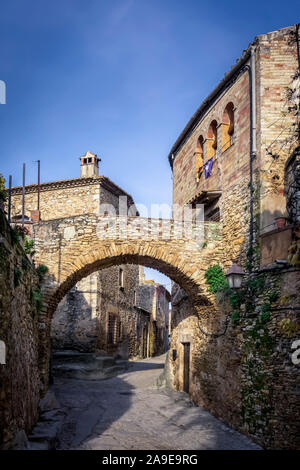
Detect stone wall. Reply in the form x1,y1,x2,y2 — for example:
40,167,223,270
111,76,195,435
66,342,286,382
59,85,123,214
0,210,40,449
51,272,99,352
170,268,300,449
94,263,142,358
170,284,243,429
238,268,300,449
256,27,299,233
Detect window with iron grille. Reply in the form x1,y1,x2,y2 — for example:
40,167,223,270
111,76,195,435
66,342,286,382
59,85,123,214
107,314,116,345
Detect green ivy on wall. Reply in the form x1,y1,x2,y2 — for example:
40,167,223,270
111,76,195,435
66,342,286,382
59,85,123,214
204,264,228,293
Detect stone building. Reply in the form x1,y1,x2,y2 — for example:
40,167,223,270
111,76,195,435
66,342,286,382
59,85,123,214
8,153,169,359
135,267,170,357
168,25,300,449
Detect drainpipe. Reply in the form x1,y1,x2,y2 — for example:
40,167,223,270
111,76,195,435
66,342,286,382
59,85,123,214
8,175,12,224
22,163,25,229
245,46,257,270
250,46,257,156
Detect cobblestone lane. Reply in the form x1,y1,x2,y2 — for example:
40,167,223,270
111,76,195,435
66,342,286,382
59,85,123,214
52,354,260,450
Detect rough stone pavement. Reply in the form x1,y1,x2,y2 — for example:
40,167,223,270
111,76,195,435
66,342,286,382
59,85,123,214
52,354,261,450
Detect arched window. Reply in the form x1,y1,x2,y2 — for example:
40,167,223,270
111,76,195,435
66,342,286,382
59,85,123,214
207,120,218,160
221,103,234,152
195,135,204,182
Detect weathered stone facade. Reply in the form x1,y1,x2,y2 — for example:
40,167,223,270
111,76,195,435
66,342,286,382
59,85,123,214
168,25,300,449
136,269,170,356
0,210,40,449
51,272,100,352
51,265,141,356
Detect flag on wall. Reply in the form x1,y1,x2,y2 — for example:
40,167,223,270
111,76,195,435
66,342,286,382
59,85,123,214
195,166,203,183
204,157,213,179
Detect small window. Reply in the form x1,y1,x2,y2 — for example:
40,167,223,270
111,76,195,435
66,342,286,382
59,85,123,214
119,268,124,288
134,290,137,305
222,103,234,152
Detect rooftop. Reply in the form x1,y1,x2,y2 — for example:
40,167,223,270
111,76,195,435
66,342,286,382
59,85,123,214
8,175,135,205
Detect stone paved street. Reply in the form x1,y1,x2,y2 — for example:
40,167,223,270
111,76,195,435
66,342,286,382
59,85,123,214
52,354,260,450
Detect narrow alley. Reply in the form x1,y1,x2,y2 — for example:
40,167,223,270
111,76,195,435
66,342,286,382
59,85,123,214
39,355,260,450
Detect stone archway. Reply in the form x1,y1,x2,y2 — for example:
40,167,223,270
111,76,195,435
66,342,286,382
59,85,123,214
32,214,223,392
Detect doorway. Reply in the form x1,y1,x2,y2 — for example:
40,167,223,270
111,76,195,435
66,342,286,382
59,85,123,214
183,342,190,393
142,325,148,358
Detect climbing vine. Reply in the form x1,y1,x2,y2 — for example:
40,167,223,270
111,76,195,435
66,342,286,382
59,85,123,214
31,264,49,315
204,264,279,436
0,173,7,203
204,264,228,293
24,236,35,257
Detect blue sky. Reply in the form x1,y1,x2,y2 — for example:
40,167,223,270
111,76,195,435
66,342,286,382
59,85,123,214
0,0,298,288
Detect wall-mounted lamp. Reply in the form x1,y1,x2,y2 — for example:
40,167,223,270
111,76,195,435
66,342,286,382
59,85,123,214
226,263,245,289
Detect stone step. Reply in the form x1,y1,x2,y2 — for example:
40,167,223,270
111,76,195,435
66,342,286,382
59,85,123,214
52,350,96,365
52,351,118,368
28,419,62,450
115,359,130,368
27,389,65,451
94,356,116,368
102,365,125,378
51,349,129,380
52,363,126,380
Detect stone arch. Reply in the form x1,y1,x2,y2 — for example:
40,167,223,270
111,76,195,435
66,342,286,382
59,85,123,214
206,119,218,160
194,113,218,143
194,135,204,181
32,214,222,392
44,247,212,320
221,102,235,152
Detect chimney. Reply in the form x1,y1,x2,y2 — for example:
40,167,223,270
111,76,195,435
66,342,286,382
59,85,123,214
80,151,101,178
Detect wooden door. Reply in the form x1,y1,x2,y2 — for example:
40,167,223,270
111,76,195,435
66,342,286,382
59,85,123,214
142,326,148,357
183,342,190,393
